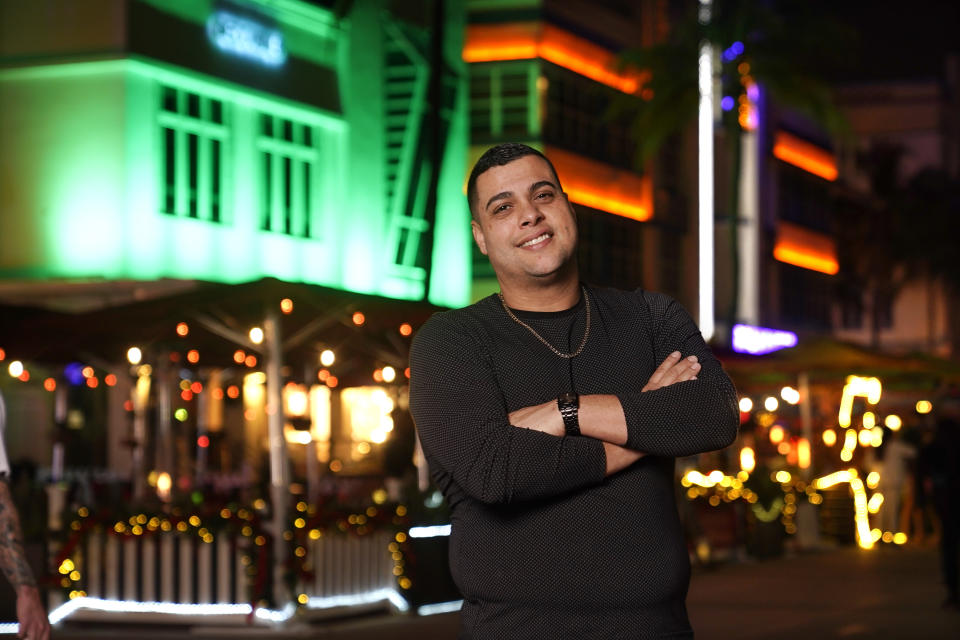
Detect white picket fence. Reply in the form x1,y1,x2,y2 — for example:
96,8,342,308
72,532,247,604
53,528,398,625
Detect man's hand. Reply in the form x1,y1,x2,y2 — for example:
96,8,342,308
16,585,50,640
642,351,699,392
508,401,564,436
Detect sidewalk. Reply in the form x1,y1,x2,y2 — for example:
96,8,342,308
688,543,960,640
12,543,960,638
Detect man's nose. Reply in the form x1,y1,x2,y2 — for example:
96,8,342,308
518,202,544,227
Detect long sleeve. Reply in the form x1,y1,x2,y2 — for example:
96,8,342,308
409,312,607,505
618,291,740,457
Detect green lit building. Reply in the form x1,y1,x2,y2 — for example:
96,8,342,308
0,0,471,308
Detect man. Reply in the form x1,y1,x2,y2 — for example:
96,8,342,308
409,143,739,638
0,390,51,640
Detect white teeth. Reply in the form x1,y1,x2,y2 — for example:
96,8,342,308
521,233,550,247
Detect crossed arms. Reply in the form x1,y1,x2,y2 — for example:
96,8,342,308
408,293,739,505
507,351,702,475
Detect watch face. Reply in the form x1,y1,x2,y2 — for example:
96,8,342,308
559,392,578,406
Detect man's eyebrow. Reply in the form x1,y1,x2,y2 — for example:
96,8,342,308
529,180,558,194
484,191,513,212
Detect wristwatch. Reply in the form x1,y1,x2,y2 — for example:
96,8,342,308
557,392,580,437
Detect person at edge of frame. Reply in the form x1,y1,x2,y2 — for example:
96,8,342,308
0,389,51,640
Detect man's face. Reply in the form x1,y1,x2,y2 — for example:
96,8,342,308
471,155,578,287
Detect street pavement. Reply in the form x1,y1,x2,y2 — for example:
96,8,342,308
8,543,959,638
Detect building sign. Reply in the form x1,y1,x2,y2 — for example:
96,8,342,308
732,323,798,355
206,10,286,67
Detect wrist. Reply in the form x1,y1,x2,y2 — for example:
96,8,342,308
557,392,580,437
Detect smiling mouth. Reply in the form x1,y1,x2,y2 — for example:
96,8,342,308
520,233,552,247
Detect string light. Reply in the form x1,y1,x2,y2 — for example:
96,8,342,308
780,386,800,405
769,425,785,444
176,323,189,337
839,376,882,427
127,347,142,365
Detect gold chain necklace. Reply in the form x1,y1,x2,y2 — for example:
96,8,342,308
498,286,591,359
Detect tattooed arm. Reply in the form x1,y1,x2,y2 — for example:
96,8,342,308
0,477,50,640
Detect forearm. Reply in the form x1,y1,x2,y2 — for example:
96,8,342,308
579,394,628,446
0,480,37,589
602,442,645,475
619,370,739,456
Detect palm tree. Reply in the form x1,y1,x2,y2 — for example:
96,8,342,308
617,0,852,335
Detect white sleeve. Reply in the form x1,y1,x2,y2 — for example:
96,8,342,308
0,392,10,477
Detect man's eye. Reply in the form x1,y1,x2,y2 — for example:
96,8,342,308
495,204,510,213
535,191,553,199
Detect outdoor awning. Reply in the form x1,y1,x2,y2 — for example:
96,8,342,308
0,278,443,387
717,337,960,391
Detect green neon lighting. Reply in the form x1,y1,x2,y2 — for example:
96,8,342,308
1,55,470,306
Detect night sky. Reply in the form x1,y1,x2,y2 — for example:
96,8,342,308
819,0,960,83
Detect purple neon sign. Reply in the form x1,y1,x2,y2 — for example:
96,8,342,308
732,324,798,355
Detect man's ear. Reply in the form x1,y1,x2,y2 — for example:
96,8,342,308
471,220,488,255
563,192,577,222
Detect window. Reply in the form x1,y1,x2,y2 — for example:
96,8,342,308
576,204,644,290
778,165,832,233
159,86,227,222
779,263,832,330
543,66,635,170
470,61,539,142
257,114,319,238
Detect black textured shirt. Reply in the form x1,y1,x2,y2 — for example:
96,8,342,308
409,285,739,639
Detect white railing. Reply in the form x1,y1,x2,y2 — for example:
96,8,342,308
69,531,247,606
49,528,400,625
305,531,399,613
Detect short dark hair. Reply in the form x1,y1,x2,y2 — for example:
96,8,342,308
466,143,563,219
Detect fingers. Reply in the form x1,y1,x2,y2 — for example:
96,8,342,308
645,351,682,389
662,355,700,386
643,353,700,391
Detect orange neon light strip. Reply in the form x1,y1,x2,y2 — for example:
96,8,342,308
773,221,838,275
773,131,838,181
463,23,649,95
546,146,652,222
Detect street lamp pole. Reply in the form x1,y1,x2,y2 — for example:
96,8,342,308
264,308,290,608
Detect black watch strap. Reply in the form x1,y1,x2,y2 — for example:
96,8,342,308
557,392,580,437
